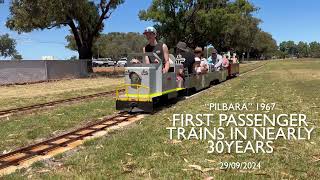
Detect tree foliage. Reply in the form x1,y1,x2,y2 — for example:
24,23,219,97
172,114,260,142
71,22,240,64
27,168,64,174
251,31,277,59
296,41,309,58
6,0,124,71
0,33,21,59
12,54,23,60
139,0,274,59
279,41,297,58
308,41,320,58
278,41,320,58
67,32,147,59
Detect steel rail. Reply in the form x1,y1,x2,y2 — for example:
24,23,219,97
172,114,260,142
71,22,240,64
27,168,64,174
0,112,134,170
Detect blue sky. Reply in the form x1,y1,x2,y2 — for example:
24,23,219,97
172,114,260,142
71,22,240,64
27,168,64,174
0,0,319,59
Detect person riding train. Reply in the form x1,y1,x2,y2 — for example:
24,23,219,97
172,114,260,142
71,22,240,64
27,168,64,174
175,41,195,74
131,26,170,74
174,41,195,87
208,48,223,70
222,54,230,68
194,47,208,74
143,26,170,74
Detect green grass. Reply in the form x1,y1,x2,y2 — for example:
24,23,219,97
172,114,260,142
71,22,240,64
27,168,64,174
4,59,320,179
0,97,116,152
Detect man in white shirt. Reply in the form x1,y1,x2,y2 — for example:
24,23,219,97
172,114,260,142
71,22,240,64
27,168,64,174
207,49,223,70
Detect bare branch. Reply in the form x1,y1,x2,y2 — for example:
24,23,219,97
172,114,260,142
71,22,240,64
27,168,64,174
99,0,107,14
104,10,114,19
182,3,198,35
92,0,115,37
47,19,72,29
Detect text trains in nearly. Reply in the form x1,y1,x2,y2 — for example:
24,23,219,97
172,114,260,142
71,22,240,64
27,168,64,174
171,114,310,127
166,127,314,140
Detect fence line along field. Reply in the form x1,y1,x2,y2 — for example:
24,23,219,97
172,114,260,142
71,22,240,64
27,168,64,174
0,77,124,111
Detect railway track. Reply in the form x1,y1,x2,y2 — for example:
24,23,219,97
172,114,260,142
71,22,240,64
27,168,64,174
0,112,137,172
239,62,267,76
0,89,124,118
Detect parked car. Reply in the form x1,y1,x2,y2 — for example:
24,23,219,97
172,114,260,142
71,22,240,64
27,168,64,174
106,58,116,66
117,57,128,67
92,60,107,67
92,58,116,67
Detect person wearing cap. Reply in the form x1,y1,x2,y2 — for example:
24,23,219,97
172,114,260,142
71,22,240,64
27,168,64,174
175,41,195,74
142,26,170,74
208,49,223,70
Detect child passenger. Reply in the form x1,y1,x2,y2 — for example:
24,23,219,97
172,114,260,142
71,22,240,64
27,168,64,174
194,47,208,74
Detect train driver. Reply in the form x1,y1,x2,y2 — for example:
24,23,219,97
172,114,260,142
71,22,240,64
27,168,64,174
142,26,170,74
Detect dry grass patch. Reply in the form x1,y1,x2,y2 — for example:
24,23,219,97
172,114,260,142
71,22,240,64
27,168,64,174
93,67,125,73
268,69,320,81
0,77,123,99
0,77,124,110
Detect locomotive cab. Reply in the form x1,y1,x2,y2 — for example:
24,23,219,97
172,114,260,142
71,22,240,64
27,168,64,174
116,53,184,112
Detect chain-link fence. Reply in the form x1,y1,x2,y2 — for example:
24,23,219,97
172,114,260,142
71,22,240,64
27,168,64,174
0,60,88,85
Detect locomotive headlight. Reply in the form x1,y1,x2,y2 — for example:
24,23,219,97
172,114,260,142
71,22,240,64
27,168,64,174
129,72,142,87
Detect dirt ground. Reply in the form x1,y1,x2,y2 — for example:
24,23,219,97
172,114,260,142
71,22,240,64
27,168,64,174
93,67,125,73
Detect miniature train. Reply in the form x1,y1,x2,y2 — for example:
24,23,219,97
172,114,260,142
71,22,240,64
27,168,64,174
116,53,239,112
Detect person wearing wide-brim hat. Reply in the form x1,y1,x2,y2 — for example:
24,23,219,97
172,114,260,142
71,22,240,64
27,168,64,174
175,41,195,74
142,26,170,74
176,41,190,52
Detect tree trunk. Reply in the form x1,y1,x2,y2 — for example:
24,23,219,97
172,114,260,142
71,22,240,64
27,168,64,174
79,46,93,73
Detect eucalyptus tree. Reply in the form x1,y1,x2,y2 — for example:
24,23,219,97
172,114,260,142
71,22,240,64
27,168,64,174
6,0,124,71
139,0,262,57
0,33,21,59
